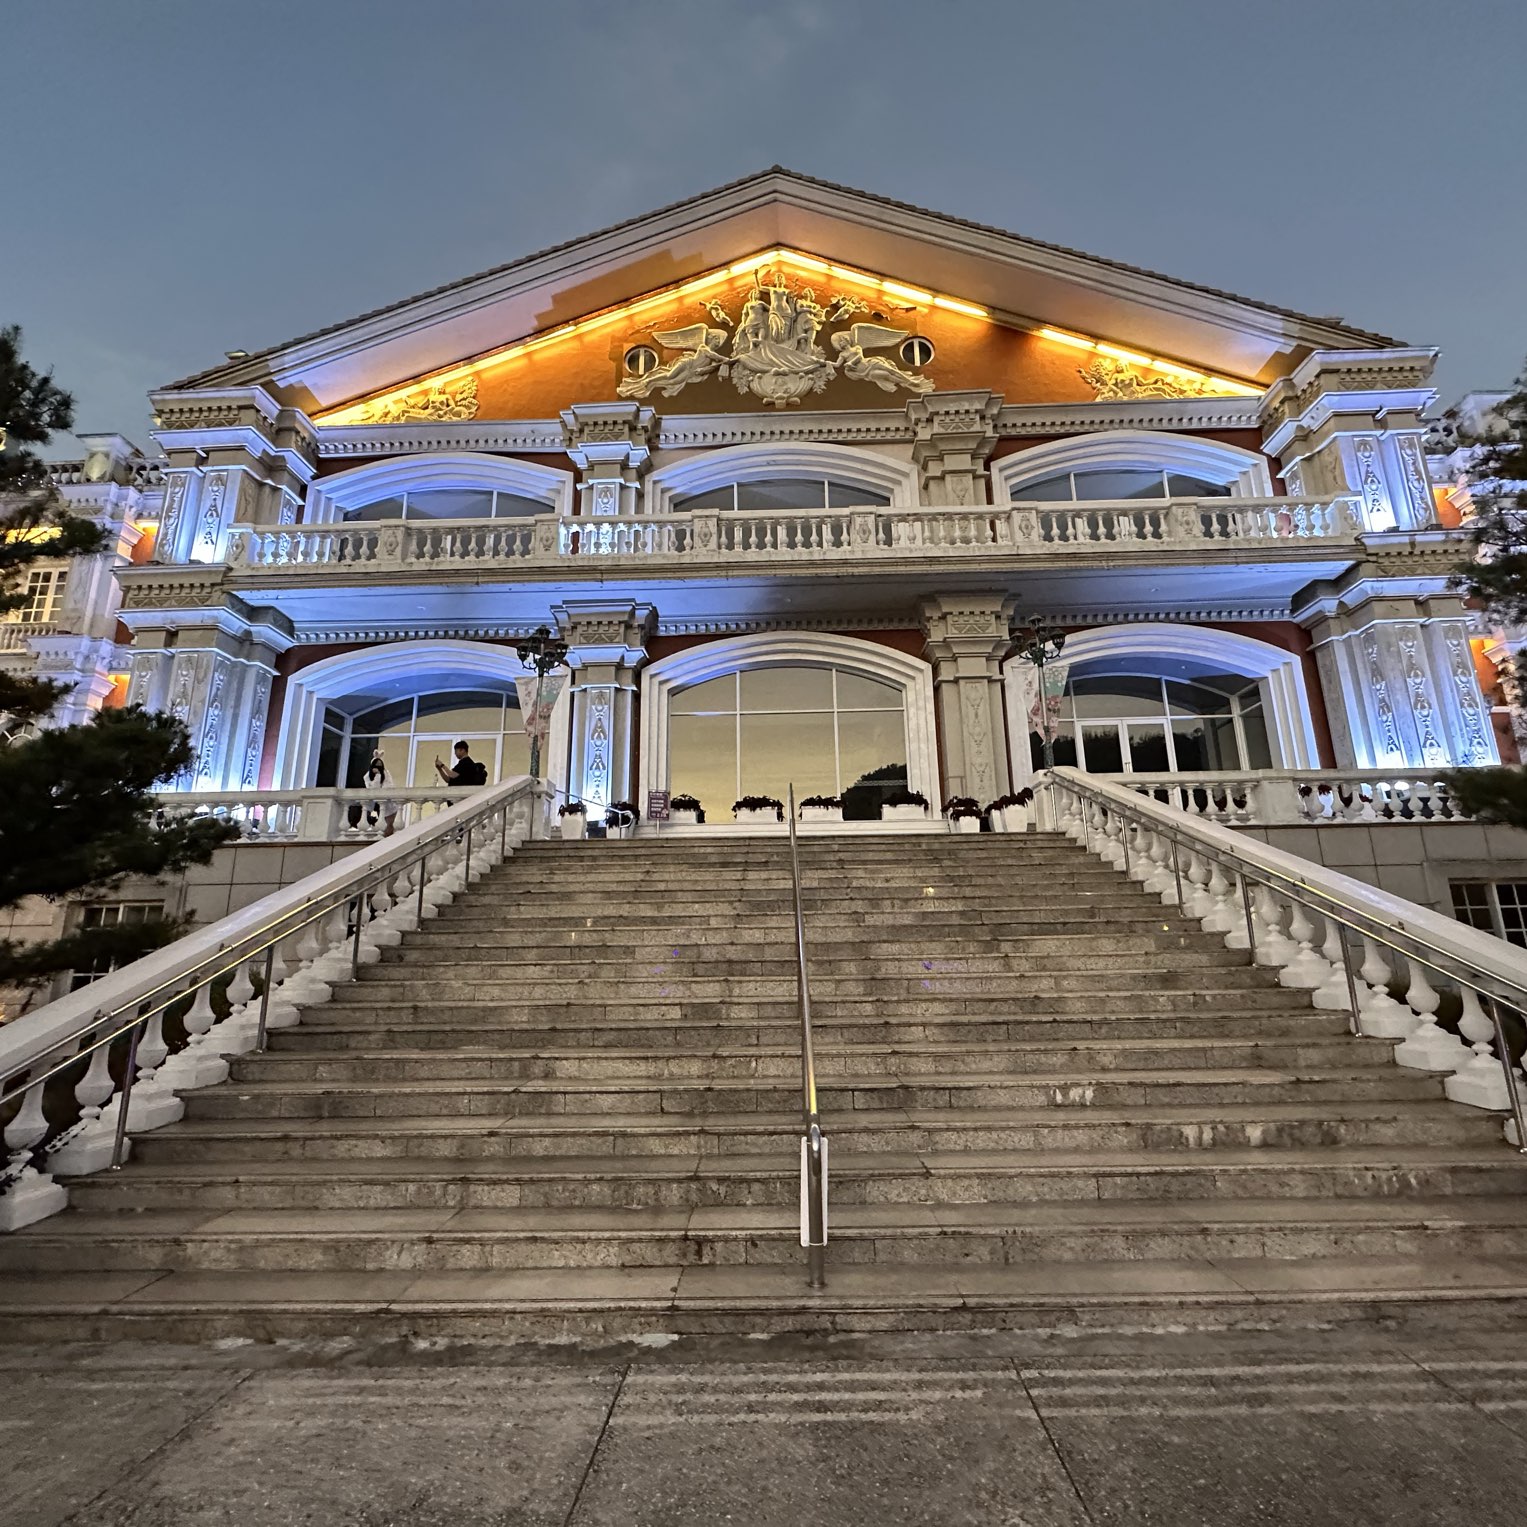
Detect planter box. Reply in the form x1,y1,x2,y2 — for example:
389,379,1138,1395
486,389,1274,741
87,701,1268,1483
669,809,700,826
949,815,982,834
992,806,1031,834
558,814,586,841
734,807,782,826
799,806,844,824
606,823,634,840
882,804,929,823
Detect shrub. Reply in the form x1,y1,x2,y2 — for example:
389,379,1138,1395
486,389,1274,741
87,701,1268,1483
883,789,928,809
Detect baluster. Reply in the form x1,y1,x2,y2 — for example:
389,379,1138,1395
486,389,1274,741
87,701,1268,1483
1444,988,1520,1109
159,978,230,1090
1393,958,1472,1072
123,1009,186,1130
1249,887,1298,968
1200,859,1237,934
1141,830,1176,899
47,1037,122,1175
0,1075,68,1230
1276,899,1330,988
369,877,404,948
261,944,302,1030
1311,917,1357,1012
1181,851,1215,920
1354,938,1417,1037
1098,809,1127,868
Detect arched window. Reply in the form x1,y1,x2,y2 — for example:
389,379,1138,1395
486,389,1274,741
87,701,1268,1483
993,430,1273,503
304,453,574,525
646,443,918,514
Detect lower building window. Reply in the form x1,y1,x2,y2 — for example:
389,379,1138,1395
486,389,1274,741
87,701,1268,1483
1450,880,1527,947
316,688,530,788
1030,672,1273,775
70,901,166,989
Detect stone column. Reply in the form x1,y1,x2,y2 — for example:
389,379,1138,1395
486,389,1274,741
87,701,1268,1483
150,389,316,564
906,390,1003,506
1305,595,1498,768
1260,350,1439,530
553,600,656,813
920,593,1017,804
560,402,656,518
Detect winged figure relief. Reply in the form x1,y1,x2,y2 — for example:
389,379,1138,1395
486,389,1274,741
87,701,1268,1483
830,324,936,395
617,325,730,399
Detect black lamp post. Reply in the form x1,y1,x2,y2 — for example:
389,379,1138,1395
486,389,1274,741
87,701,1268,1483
1014,618,1067,769
514,625,569,780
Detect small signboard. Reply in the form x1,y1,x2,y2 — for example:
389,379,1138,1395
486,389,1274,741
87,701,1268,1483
647,790,671,822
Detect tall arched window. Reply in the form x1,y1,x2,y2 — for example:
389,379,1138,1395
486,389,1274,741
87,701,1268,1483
304,453,574,525
993,430,1273,503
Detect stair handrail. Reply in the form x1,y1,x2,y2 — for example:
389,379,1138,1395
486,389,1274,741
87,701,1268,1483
786,783,828,1288
0,776,537,1184
1042,767,1527,1150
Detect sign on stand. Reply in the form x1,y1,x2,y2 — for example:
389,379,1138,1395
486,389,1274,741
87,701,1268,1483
647,790,671,824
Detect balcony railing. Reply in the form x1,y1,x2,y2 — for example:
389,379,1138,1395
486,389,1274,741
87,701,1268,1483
150,786,470,842
0,622,57,654
1120,769,1477,828
227,496,1362,575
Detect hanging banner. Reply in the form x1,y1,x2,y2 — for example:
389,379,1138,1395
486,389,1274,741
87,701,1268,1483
1015,660,1069,743
514,673,568,740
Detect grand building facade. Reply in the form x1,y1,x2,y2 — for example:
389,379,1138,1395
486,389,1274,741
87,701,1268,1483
6,170,1515,844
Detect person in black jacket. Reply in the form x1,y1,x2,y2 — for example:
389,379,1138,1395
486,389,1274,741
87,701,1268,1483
434,740,487,787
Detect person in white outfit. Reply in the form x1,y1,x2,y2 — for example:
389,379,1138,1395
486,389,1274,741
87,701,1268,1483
360,748,399,836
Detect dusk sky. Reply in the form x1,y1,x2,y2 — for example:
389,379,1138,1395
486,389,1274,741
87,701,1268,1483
6,0,1525,454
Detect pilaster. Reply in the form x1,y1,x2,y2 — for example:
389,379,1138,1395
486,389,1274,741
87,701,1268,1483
906,390,1003,506
1303,594,1497,768
919,593,1017,804
150,388,316,564
560,402,656,517
553,600,656,811
1260,350,1439,530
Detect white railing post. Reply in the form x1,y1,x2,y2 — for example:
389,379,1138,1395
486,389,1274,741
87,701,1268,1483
0,1074,67,1231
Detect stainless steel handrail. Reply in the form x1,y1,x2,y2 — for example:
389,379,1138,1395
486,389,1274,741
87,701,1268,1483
1046,769,1527,1152
0,778,533,1162
786,783,828,1288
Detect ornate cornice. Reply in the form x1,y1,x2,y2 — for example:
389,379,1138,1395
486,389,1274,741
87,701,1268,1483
314,420,567,458
996,397,1263,437
654,408,913,448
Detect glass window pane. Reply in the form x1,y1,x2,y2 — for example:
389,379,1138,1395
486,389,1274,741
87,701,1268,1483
1080,725,1125,773
740,666,833,712
838,709,907,791
492,493,547,519
740,712,836,800
834,670,902,710
1238,706,1273,769
826,481,890,508
416,691,505,735
348,496,406,522
498,729,531,780
669,712,737,808
406,490,495,520
1167,473,1230,498
734,478,827,511
1170,723,1209,772
1010,473,1073,503
1127,723,1171,773
673,486,737,512
1070,676,1163,718
1165,680,1234,716
1072,469,1166,500
1029,731,1080,769
1451,882,1495,934
671,674,737,714
350,698,415,736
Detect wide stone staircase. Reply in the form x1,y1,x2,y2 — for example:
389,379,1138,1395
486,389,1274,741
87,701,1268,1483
5,832,1527,1339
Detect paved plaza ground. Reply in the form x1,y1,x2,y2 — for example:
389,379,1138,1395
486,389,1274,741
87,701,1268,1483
4,1324,1526,1526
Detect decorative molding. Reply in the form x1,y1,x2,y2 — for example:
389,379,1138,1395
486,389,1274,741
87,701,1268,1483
304,450,574,522
991,428,1274,500
315,420,567,457
657,409,913,448
996,397,1263,437
646,439,919,512
1077,355,1224,401
653,612,913,637
352,375,479,426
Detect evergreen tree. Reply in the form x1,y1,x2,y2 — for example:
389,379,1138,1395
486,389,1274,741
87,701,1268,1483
0,328,236,1002
1445,361,1527,827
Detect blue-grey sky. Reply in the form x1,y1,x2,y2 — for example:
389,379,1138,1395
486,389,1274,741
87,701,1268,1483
5,0,1524,454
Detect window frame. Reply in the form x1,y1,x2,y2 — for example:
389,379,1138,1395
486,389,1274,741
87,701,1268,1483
69,900,167,989
1450,880,1527,948
671,477,893,513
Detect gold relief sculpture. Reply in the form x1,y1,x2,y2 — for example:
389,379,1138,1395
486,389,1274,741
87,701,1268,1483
353,375,479,426
1077,355,1219,401
618,268,934,408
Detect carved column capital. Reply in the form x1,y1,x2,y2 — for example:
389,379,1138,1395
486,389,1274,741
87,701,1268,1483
560,403,658,517
906,390,1003,506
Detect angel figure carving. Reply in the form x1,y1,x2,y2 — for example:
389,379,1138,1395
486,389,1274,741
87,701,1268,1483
831,324,936,395
617,326,730,399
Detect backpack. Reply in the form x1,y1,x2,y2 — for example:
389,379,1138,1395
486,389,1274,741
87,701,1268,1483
463,759,488,786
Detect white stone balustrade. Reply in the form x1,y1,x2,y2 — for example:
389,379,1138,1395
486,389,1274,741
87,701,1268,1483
0,777,536,1232
226,495,1361,575
1047,768,1527,1142
1122,769,1475,828
150,785,470,842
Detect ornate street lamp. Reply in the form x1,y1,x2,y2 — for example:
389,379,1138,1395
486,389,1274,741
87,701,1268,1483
1013,618,1067,769
514,624,569,780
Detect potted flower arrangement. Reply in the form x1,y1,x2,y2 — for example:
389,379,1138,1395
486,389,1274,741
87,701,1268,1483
557,801,587,840
733,794,784,826
669,793,704,826
986,788,1035,833
605,801,639,840
798,794,843,824
881,788,929,824
945,795,983,834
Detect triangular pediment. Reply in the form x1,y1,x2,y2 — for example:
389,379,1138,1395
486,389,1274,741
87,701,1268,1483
174,168,1403,417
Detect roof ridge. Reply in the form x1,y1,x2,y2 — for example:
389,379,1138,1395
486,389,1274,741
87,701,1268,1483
168,167,1399,391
